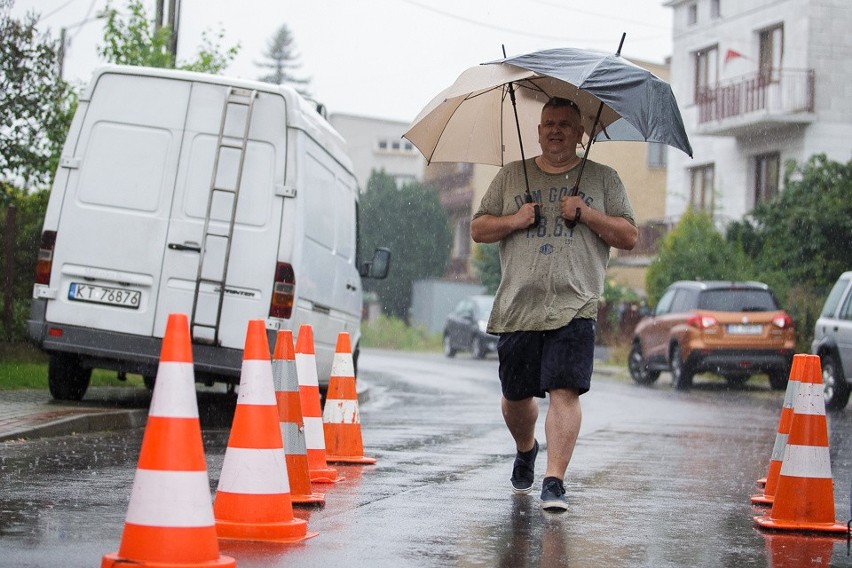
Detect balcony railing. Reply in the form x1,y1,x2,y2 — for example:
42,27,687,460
697,69,815,125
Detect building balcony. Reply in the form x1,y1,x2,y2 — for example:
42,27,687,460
696,69,815,137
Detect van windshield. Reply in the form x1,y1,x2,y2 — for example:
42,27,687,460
698,290,778,312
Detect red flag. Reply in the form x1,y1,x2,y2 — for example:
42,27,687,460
725,49,746,64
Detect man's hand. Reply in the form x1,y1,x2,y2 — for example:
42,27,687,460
559,195,586,224
514,201,540,230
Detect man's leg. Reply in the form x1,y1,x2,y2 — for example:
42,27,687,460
502,395,538,452
543,387,581,479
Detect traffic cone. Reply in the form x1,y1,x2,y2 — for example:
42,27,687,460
103,313,235,568
752,354,805,506
295,325,343,483
323,332,376,464
754,355,848,534
213,320,317,542
272,329,325,506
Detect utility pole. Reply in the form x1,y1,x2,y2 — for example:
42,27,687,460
155,0,165,31
166,0,180,60
3,205,15,340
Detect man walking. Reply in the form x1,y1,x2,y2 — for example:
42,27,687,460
470,97,637,511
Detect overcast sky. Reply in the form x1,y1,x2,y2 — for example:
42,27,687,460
14,0,674,123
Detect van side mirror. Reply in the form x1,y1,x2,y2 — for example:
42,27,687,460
359,247,391,279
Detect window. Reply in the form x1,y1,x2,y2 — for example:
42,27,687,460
647,143,667,169
689,164,715,214
694,46,719,103
754,152,780,204
759,24,784,83
687,3,698,25
655,289,677,315
710,0,720,18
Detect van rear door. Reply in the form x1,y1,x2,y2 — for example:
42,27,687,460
45,73,190,337
153,82,287,349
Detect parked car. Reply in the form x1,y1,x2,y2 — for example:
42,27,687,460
628,281,795,390
811,271,852,410
443,295,497,359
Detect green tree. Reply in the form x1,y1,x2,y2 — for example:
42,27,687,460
726,154,852,350
0,0,76,190
98,0,239,74
472,242,500,294
359,171,452,320
645,208,753,305
256,23,310,97
728,154,852,299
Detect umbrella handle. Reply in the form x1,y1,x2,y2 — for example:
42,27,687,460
524,192,541,228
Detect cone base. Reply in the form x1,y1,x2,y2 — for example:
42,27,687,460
750,493,773,506
103,552,236,568
326,454,376,465
291,492,326,506
216,518,317,543
309,467,344,483
754,515,849,534
755,477,766,487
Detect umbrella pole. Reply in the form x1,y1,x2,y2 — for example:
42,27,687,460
503,45,540,228
566,33,627,227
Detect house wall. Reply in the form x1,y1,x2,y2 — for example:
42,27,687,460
665,0,852,225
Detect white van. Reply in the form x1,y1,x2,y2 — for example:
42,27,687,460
27,65,389,400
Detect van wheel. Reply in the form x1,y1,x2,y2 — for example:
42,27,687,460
628,341,660,385
670,345,693,390
48,354,92,401
443,335,457,358
821,352,851,410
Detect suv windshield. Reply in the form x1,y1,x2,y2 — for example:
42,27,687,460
698,289,778,312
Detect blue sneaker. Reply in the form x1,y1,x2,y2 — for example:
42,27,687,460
540,477,568,512
510,439,538,494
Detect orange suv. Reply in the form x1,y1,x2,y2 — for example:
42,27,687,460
628,281,795,390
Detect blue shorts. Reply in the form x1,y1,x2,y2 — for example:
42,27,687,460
497,319,596,401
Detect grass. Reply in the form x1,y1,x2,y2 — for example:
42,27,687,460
360,316,442,352
0,342,146,390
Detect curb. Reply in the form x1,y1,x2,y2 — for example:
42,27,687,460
0,408,149,443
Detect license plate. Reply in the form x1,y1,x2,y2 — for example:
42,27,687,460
68,282,141,309
726,324,762,335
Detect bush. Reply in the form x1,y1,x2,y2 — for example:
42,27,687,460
360,315,441,351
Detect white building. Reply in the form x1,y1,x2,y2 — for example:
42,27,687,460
664,0,852,225
328,113,424,192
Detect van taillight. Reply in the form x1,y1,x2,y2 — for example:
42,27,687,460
269,262,295,319
687,313,717,329
34,230,56,285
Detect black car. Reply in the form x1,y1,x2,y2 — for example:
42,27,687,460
443,295,497,359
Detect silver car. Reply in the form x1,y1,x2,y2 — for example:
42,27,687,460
812,271,852,410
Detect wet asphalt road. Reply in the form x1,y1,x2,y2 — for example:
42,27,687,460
1,349,851,567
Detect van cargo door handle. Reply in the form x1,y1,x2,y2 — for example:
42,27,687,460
168,243,201,252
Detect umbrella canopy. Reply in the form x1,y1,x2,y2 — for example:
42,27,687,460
403,46,693,167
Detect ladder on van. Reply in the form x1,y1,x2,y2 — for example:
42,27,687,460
190,87,259,346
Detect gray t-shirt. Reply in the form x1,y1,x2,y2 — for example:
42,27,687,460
474,158,635,333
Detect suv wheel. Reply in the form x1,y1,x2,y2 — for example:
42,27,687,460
471,336,487,359
628,342,660,385
670,345,693,390
724,373,750,388
767,370,789,391
821,352,851,411
48,354,92,401
443,334,457,358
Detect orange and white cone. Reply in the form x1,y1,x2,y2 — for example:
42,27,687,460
752,354,804,506
295,325,343,483
272,329,325,506
103,313,235,568
213,320,316,542
323,332,376,465
754,355,848,534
